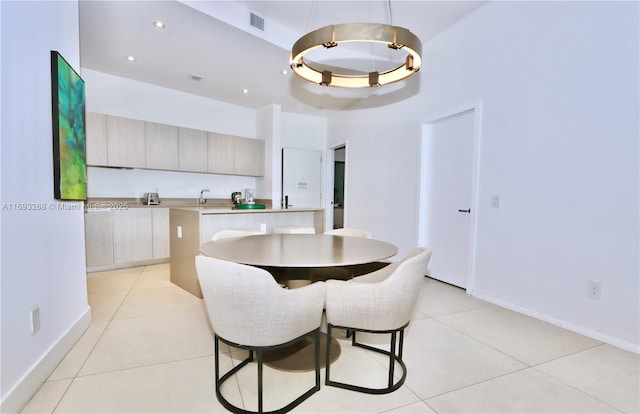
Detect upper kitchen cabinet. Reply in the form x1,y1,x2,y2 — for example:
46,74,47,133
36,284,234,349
85,112,263,176
208,133,264,176
234,136,264,176
178,127,208,173
146,121,179,170
86,112,108,166
207,132,235,175
106,115,146,168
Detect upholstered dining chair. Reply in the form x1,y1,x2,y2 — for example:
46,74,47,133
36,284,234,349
272,226,316,234
195,256,326,413
324,227,373,239
316,227,379,280
323,247,432,394
211,229,265,241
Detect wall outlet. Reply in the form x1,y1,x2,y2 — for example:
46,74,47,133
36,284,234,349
177,226,182,239
587,281,602,300
31,307,40,335
491,195,501,208
260,223,267,233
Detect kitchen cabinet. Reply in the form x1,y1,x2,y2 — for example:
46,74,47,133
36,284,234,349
85,207,170,271
85,112,108,166
152,208,170,258
84,210,114,267
106,115,146,168
207,132,235,174
178,127,208,172
146,122,179,170
112,209,153,263
234,136,265,176
208,133,264,176
86,112,264,176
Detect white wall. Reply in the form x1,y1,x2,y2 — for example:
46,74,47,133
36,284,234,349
1,2,91,411
329,1,639,350
282,112,327,150
81,69,261,200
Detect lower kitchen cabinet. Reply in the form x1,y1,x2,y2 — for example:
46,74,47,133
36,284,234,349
85,208,169,271
151,208,170,259
113,209,153,263
84,210,114,268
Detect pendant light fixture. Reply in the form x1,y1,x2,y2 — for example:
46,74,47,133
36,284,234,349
289,2,421,88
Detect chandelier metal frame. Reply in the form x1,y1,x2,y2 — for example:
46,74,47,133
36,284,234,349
289,22,422,88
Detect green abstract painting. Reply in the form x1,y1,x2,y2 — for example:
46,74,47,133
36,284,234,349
51,51,87,200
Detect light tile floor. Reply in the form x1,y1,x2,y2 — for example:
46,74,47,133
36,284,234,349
21,264,640,413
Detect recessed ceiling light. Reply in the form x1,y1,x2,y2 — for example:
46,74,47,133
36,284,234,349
126,55,136,62
281,69,289,76
153,20,166,29
242,89,249,95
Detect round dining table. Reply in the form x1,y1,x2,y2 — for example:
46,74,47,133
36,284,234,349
199,233,398,371
199,233,398,268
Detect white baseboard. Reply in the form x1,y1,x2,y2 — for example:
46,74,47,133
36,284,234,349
470,290,640,355
0,307,92,414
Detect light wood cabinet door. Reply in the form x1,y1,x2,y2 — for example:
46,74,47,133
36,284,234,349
84,210,114,267
234,136,265,176
207,132,234,174
86,112,108,166
145,122,179,170
178,127,208,172
106,115,146,168
152,208,170,259
112,209,153,263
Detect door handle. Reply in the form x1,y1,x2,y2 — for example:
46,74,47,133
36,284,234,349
458,209,471,213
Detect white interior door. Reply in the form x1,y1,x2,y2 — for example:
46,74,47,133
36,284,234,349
420,110,476,288
282,148,322,208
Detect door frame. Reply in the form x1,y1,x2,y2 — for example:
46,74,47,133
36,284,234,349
325,142,348,232
417,101,483,293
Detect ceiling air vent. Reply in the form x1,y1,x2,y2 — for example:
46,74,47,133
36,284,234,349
250,12,264,31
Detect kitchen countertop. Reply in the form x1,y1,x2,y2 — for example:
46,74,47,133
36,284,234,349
85,198,323,213
173,206,324,214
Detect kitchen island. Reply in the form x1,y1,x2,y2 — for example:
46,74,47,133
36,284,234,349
169,206,324,297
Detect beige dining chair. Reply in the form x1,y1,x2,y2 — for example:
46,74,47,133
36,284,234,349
211,229,265,241
271,226,316,288
315,227,376,281
195,255,326,414
324,247,432,394
272,226,316,234
324,227,373,239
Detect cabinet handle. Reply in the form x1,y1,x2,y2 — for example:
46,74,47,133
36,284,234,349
458,209,471,213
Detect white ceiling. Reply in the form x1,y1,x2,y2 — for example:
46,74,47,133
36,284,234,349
79,1,486,115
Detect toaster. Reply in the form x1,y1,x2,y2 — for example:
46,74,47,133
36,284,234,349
143,192,160,205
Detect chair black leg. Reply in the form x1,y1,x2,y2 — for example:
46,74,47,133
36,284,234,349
325,324,332,385
315,328,321,389
388,331,396,388
325,325,408,395
257,351,264,414
215,331,321,414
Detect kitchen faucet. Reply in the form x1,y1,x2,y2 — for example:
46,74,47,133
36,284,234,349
198,189,210,204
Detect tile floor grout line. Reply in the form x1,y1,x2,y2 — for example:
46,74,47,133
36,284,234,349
68,266,149,381
44,267,148,414
71,353,216,380
427,316,534,367
420,364,533,402
531,365,626,413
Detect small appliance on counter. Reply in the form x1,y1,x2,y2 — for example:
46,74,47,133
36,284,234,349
231,188,265,210
142,192,160,205
231,191,243,205
244,188,256,204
